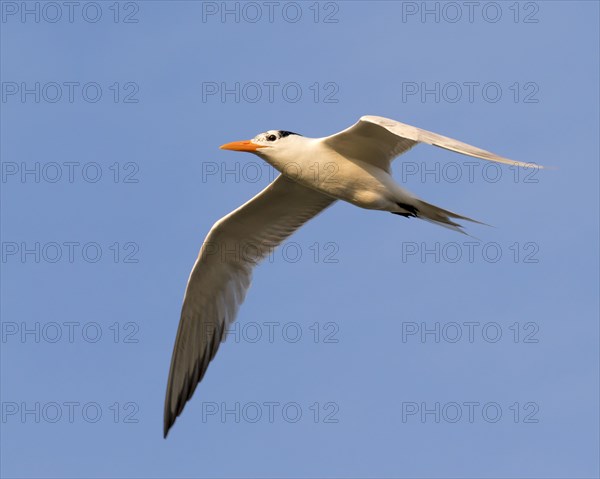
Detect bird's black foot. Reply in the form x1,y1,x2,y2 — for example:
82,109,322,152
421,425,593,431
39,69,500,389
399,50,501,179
392,202,419,218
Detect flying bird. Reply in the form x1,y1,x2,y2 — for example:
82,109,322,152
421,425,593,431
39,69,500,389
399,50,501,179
163,115,540,437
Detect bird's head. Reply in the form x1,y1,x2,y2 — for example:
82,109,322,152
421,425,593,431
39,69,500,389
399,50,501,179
220,130,304,159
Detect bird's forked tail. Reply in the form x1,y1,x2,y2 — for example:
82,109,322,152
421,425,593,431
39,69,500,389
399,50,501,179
393,199,488,235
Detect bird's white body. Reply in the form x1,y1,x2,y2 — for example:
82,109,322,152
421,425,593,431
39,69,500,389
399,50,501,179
162,115,541,437
257,135,410,211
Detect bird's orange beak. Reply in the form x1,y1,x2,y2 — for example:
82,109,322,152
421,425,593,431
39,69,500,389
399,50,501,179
219,140,266,152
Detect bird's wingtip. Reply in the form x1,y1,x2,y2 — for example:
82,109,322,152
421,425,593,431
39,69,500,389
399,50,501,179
163,405,177,439
163,417,173,439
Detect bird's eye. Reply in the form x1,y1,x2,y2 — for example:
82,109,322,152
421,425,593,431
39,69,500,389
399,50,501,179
267,134,277,142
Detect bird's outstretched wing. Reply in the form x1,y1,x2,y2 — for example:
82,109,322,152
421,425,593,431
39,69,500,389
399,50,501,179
164,175,335,437
322,115,541,172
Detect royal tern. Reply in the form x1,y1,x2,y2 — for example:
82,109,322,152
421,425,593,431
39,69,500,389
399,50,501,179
163,115,540,437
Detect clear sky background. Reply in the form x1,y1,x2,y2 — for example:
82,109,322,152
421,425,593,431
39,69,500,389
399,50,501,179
1,1,598,478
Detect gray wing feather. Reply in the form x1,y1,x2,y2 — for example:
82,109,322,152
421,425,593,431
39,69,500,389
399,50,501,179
164,175,335,437
323,115,541,170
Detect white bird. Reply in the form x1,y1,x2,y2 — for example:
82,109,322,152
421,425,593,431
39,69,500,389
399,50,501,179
163,115,540,437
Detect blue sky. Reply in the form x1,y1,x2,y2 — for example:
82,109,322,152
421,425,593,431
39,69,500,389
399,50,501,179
1,1,598,477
